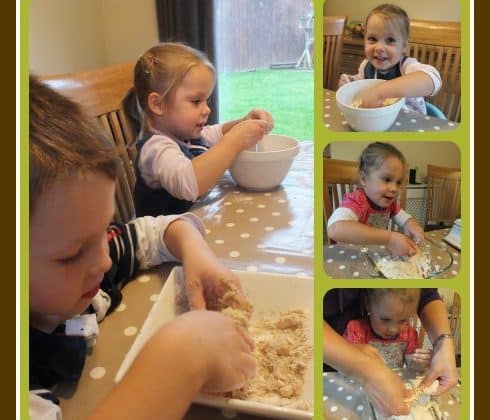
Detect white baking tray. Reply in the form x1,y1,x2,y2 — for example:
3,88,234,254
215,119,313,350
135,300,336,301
115,267,313,419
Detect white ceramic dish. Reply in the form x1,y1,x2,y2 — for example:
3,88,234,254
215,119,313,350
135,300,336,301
115,267,314,420
336,79,405,131
229,134,300,191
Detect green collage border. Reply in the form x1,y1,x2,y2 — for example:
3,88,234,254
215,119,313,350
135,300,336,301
313,0,470,419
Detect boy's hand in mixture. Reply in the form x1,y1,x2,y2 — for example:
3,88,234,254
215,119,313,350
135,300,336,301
388,231,417,256
184,252,251,314
140,310,256,393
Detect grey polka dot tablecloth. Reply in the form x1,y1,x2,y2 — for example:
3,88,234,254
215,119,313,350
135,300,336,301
191,141,314,277
58,143,314,420
324,229,461,279
323,369,461,419
323,90,459,132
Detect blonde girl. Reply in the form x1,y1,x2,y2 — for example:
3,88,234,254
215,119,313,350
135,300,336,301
126,42,273,216
343,288,432,369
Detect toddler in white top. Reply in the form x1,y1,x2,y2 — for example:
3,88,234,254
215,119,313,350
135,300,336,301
339,4,442,114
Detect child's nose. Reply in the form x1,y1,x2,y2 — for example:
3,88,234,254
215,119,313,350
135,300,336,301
90,240,112,276
202,102,211,115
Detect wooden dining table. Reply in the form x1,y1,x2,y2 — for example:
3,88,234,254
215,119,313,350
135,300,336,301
323,369,461,419
324,228,461,279
323,89,459,132
58,142,314,420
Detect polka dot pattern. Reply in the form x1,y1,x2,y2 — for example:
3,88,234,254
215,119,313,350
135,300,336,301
325,230,460,279
89,367,106,380
124,326,138,337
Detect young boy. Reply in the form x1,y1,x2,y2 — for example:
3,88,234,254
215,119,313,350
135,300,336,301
29,76,256,419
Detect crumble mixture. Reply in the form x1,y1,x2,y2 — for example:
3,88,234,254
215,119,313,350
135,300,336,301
374,251,432,279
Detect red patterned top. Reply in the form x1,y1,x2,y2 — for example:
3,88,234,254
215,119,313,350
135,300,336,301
343,318,418,369
341,189,401,229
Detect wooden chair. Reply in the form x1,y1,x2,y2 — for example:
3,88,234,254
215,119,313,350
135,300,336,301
416,291,461,355
424,164,461,229
41,63,137,223
323,158,358,226
323,16,347,91
408,20,461,122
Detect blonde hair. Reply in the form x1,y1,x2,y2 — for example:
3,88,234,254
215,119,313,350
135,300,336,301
364,288,420,314
358,141,406,177
365,4,410,45
134,42,215,114
29,75,118,215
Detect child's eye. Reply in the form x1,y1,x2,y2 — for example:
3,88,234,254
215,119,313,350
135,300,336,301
387,37,397,43
367,36,377,42
58,249,83,264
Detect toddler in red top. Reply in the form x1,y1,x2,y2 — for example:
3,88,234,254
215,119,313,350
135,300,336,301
343,288,432,369
327,142,425,257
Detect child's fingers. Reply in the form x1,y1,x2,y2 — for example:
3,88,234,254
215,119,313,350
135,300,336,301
185,276,206,310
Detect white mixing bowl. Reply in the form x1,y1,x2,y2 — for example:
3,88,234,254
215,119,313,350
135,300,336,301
229,134,300,191
336,79,405,131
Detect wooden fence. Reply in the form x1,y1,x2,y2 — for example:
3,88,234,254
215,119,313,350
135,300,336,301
214,0,312,72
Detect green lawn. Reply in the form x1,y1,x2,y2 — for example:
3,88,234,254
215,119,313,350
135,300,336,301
217,69,313,141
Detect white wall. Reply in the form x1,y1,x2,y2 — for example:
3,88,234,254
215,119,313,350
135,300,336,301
100,0,159,66
329,142,460,182
29,0,159,75
324,0,460,23
29,0,105,74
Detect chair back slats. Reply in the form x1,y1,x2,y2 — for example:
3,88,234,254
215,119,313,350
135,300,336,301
41,63,137,223
323,158,359,240
323,16,347,91
424,164,461,227
407,20,461,122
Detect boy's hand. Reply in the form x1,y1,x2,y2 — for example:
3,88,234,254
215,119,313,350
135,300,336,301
388,232,417,256
244,109,274,133
405,348,433,370
164,310,256,392
227,119,269,150
184,255,251,314
404,219,425,245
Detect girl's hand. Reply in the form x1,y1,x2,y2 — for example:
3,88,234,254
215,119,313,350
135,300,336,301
244,109,274,133
360,87,386,108
388,231,418,256
227,119,269,150
404,218,425,245
405,348,433,370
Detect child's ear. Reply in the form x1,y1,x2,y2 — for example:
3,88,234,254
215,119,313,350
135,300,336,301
359,170,367,186
148,92,165,116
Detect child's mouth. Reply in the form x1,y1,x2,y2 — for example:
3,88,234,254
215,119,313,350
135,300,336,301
82,284,100,299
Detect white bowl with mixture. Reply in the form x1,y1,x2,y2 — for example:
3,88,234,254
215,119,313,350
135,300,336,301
229,134,300,191
336,79,405,131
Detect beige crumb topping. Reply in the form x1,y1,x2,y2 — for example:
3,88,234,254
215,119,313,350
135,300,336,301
231,308,312,411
